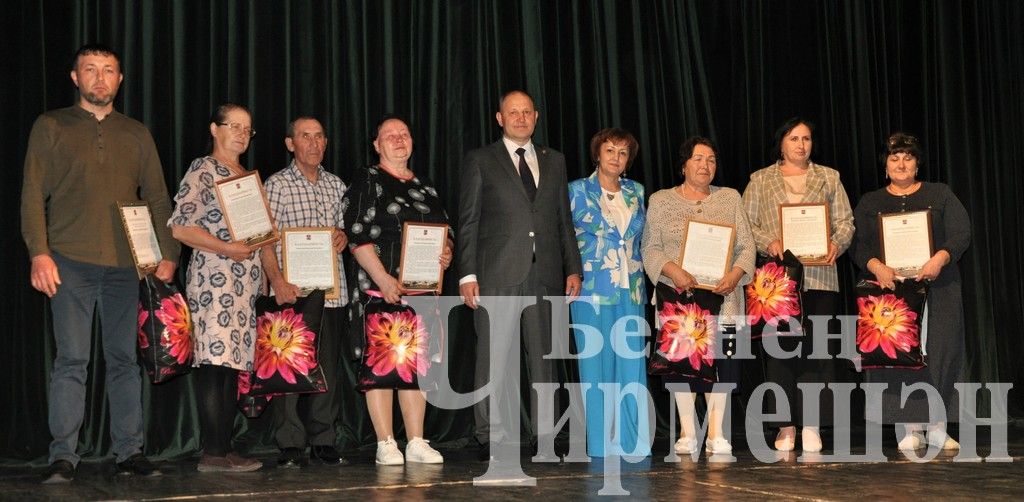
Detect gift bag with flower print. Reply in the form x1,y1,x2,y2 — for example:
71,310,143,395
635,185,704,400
244,290,328,396
648,283,724,382
745,250,804,339
138,275,193,383
855,279,928,369
355,298,434,391
236,371,274,418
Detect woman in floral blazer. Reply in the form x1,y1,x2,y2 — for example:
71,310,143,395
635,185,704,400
568,128,649,457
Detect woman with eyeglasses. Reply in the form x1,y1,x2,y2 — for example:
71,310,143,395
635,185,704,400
169,103,264,472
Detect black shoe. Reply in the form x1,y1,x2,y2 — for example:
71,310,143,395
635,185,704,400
117,454,161,476
476,443,493,462
277,447,304,469
310,445,348,466
42,460,75,484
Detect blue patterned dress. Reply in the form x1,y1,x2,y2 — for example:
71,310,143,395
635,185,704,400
169,156,263,370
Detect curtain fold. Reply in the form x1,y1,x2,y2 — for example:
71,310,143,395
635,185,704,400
3,0,1022,464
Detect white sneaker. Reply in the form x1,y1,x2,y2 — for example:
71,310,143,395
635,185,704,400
705,437,733,454
376,437,404,465
801,426,823,453
775,427,796,452
898,431,925,451
674,437,697,454
405,437,443,464
926,430,961,450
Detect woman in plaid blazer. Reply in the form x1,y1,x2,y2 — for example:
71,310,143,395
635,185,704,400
741,117,855,453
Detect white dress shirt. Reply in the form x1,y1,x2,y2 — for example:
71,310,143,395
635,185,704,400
501,136,540,187
460,137,541,286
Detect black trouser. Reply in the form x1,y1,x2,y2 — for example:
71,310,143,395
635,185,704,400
761,290,840,427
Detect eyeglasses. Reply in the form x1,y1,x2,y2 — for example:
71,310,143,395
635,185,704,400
217,122,256,137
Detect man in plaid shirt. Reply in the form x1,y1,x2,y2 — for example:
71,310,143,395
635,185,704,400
260,116,349,468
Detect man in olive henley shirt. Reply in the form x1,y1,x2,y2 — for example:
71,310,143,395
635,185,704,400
20,44,179,483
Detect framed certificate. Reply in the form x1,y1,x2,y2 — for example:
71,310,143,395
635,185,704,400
779,202,831,265
679,219,736,290
281,227,340,301
398,222,448,293
879,210,933,277
117,201,163,279
214,171,279,248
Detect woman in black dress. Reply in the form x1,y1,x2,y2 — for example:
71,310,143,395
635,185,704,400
852,132,971,451
344,116,453,465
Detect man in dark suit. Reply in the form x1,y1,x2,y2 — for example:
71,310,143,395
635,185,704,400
458,90,582,460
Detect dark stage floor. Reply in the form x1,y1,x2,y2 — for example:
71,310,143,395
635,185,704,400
3,426,1023,501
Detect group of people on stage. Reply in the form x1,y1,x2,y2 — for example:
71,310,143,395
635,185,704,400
24,44,971,483
572,118,969,457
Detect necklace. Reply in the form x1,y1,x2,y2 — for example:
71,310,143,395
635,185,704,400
601,183,621,201
887,181,921,196
679,183,709,200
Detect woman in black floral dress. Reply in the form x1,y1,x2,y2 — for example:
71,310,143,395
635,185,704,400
344,116,453,465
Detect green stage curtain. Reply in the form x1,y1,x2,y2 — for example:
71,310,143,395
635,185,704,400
2,0,1022,464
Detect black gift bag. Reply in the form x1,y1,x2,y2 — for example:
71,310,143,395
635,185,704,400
648,283,724,382
855,279,928,369
745,250,804,339
236,372,274,418
244,290,328,396
138,274,193,383
356,298,435,391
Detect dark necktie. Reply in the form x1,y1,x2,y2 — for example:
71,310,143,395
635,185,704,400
516,147,537,201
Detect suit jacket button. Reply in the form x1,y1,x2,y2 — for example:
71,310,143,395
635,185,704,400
619,239,625,245
529,231,535,237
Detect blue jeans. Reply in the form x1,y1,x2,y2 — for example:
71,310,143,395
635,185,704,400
48,253,142,465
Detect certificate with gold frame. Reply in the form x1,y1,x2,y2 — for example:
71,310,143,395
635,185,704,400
779,202,831,265
213,171,279,248
281,227,340,301
398,222,448,294
117,201,163,279
879,209,933,277
678,219,736,290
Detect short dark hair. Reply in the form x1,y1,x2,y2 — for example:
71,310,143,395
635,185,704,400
882,132,925,167
71,43,121,72
498,89,534,111
589,128,639,170
772,117,815,160
678,135,717,166
286,116,324,138
373,113,410,140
